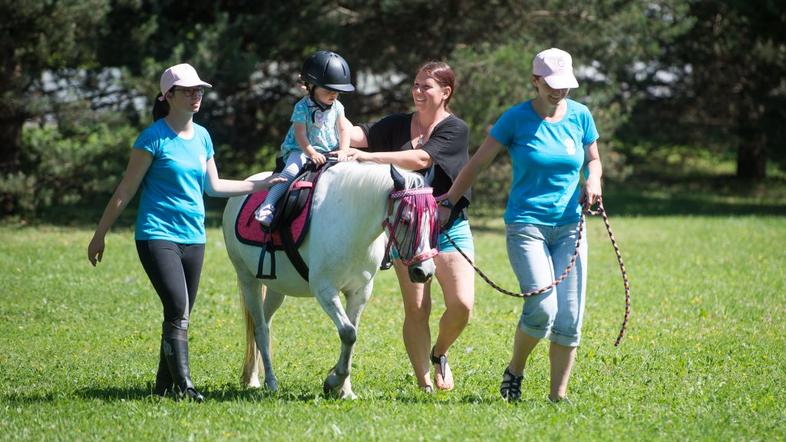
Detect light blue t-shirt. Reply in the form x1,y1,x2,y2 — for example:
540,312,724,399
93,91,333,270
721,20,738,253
490,99,599,226
281,96,344,156
133,119,215,243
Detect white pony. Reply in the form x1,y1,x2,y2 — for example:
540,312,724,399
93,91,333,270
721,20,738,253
222,161,438,399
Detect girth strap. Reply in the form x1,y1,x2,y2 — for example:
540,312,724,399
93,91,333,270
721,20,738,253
280,222,309,281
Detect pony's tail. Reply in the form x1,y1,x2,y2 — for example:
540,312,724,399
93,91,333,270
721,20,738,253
241,283,263,387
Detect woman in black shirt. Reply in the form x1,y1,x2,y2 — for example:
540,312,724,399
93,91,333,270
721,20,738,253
346,62,474,393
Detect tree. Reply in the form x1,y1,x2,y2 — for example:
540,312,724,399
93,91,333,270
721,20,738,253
14,0,774,217
0,0,111,173
644,0,786,179
449,0,692,186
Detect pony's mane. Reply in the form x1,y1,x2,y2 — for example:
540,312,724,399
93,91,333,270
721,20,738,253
328,161,425,192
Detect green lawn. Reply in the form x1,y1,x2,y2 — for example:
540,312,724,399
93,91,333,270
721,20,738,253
1,210,785,440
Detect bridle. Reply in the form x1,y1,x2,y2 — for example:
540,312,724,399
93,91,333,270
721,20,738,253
383,187,439,266
444,197,631,346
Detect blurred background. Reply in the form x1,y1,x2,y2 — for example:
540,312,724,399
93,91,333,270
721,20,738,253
2,0,784,222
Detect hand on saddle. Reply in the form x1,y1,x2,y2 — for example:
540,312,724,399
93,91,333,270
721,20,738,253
309,151,327,165
251,173,287,192
342,148,369,162
332,150,351,162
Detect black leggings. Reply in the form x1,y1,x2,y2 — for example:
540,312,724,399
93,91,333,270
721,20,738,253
136,240,205,329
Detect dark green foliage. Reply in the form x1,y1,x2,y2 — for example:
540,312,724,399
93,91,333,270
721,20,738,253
618,0,786,179
1,0,785,218
0,0,111,166
0,124,136,218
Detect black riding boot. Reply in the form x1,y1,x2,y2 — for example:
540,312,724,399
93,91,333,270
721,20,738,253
153,337,173,396
162,322,205,402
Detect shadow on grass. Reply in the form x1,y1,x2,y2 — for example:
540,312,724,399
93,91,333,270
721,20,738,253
3,385,275,404
386,393,508,405
4,384,510,405
3,386,153,404
603,188,786,217
473,175,786,223
601,174,786,216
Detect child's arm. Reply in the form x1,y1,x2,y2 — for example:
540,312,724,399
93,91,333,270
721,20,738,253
294,122,326,165
334,114,353,161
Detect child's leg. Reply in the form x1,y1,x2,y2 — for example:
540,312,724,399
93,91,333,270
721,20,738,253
255,152,308,224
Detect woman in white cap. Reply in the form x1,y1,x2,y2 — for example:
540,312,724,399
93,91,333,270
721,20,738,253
87,63,282,401
440,48,602,402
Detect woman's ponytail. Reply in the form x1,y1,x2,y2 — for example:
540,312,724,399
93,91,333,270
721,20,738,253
152,93,170,121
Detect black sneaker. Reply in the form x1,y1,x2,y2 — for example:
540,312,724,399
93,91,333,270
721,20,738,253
500,367,523,402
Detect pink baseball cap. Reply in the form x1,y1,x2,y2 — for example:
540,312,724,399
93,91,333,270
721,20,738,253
159,63,212,99
532,48,579,89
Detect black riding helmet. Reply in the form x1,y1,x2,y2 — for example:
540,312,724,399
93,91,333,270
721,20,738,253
301,51,355,93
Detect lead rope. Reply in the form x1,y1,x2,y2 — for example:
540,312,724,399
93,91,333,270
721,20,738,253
444,197,630,346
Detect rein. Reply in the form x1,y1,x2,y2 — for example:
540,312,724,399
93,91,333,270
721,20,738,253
383,187,439,266
444,197,631,346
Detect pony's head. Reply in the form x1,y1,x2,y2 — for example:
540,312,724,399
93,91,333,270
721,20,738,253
384,166,438,283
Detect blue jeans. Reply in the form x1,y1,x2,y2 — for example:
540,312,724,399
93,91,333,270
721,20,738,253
439,215,473,254
257,151,308,217
505,222,587,347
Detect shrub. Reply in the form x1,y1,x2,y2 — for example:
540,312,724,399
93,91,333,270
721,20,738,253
0,123,136,219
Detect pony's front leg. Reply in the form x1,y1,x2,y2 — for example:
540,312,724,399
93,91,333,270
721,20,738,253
314,284,358,399
327,282,374,399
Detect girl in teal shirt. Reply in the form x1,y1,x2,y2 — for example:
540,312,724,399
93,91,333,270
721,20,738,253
88,63,282,401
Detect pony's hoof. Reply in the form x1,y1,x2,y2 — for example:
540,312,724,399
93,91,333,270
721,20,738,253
323,376,356,400
264,377,279,392
246,376,261,389
419,384,435,394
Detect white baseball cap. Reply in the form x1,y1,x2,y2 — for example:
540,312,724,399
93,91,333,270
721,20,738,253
159,63,212,98
532,48,579,89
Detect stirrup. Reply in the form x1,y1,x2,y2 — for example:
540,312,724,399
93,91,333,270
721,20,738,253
500,367,523,402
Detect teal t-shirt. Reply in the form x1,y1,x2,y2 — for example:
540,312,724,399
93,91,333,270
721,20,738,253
490,99,599,226
281,96,344,156
133,119,215,243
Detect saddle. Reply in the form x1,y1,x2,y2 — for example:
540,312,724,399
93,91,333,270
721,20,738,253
235,161,334,281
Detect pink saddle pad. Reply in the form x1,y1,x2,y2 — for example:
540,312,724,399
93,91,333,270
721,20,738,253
235,189,310,249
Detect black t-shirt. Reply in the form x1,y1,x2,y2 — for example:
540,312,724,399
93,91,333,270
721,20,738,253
360,113,472,210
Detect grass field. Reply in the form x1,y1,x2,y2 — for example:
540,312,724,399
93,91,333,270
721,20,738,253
2,192,785,440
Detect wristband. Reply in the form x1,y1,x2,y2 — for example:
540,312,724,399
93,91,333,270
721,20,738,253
440,199,454,209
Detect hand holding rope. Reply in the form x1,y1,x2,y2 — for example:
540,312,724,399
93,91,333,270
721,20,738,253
442,197,631,346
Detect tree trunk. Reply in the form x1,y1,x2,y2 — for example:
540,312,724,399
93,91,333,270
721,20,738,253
736,119,767,180
0,108,24,174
